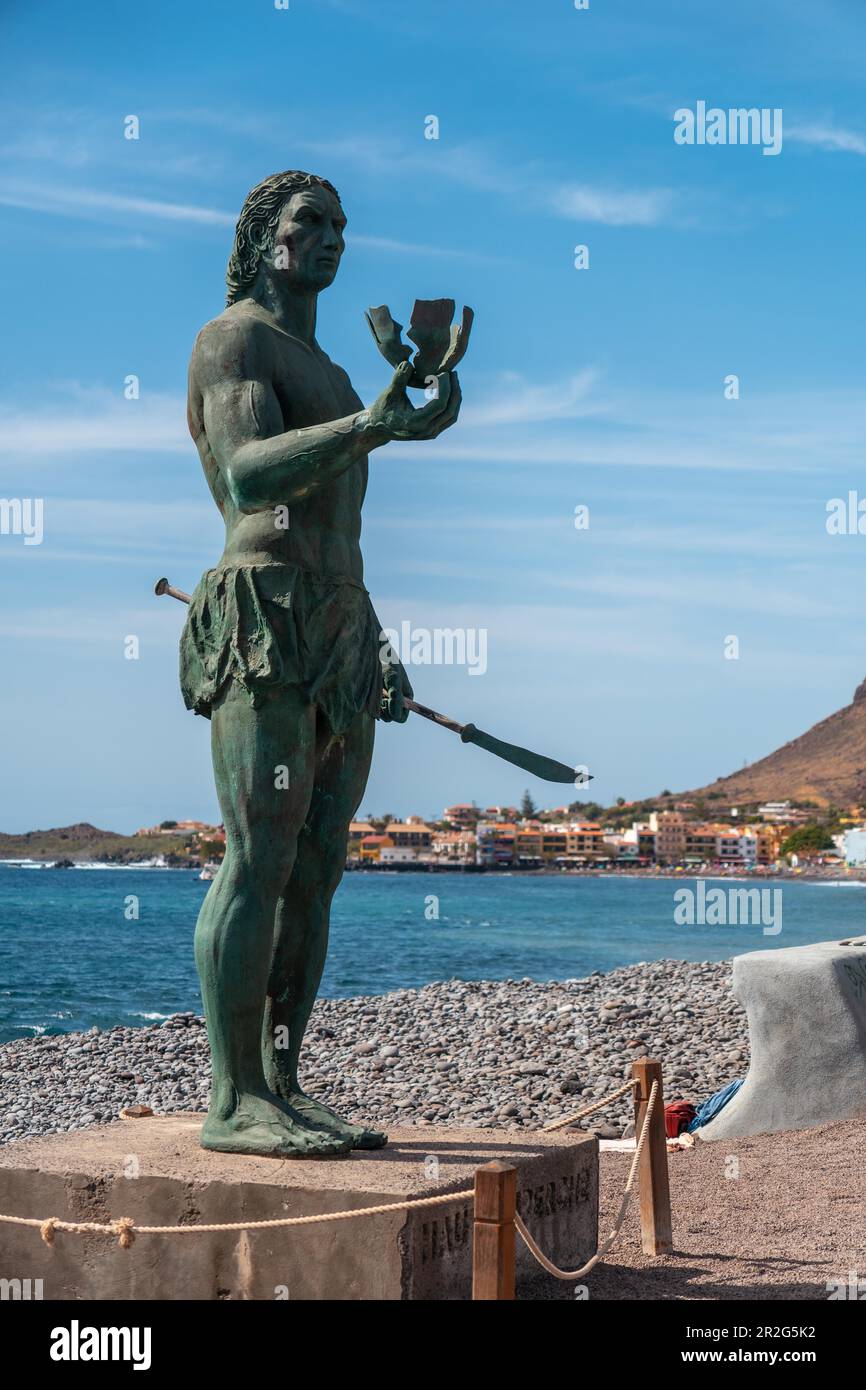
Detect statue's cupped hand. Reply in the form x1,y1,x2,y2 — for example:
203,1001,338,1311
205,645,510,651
368,361,461,443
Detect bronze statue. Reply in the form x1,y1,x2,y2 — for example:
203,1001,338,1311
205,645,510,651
180,171,462,1157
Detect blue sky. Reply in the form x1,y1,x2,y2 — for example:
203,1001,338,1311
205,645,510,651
1,0,865,832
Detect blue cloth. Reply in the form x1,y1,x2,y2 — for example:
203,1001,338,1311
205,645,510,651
687,1078,744,1133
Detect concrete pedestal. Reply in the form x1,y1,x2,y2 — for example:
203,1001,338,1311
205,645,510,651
699,938,866,1141
0,1116,598,1300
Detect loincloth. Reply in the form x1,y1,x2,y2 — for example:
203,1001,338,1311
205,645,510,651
179,562,383,733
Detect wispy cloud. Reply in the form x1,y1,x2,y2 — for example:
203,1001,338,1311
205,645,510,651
460,369,606,427
0,607,182,646
388,435,806,473
550,183,673,227
349,233,497,261
0,369,607,461
0,179,495,259
541,570,836,619
787,121,866,156
0,108,679,240
0,182,234,226
0,132,94,168
6,377,864,481
367,514,829,563
388,382,866,475
0,388,188,456
0,497,222,569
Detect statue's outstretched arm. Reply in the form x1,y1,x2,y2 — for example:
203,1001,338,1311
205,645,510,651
194,321,460,512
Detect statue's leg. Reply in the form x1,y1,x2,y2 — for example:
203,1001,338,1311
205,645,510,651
262,707,387,1149
196,680,352,1158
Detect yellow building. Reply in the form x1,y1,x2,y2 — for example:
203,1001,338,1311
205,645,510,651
359,835,393,862
540,829,569,861
566,823,604,859
755,824,783,864
514,829,543,864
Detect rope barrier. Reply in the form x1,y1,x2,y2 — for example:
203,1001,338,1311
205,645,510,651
0,1187,476,1247
514,1080,659,1280
0,1073,650,1250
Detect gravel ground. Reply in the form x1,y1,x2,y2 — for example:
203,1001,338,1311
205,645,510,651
0,959,747,1144
588,1115,866,1300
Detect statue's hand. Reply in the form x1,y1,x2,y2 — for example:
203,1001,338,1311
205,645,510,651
380,658,414,723
368,362,461,442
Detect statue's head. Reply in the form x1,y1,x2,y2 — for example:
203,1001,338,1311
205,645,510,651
226,170,344,306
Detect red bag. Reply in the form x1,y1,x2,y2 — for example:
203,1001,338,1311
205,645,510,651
664,1100,696,1138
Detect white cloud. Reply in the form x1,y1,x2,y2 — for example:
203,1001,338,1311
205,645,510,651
6,376,863,481
366,514,825,561
460,369,605,428
383,380,866,475
550,183,673,226
788,122,866,156
0,115,677,243
0,390,188,455
0,182,234,226
0,606,183,645
349,233,500,262
541,570,836,619
0,179,491,259
386,434,804,473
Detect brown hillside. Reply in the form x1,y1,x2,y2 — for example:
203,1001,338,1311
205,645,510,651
680,681,866,808
0,822,115,846
0,823,191,863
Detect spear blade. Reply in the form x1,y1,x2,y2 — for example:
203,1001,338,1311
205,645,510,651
459,721,586,785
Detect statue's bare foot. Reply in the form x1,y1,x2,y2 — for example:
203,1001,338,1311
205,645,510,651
201,1092,352,1158
277,1087,387,1150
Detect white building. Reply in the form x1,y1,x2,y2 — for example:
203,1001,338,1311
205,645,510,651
757,800,810,825
380,845,423,865
842,828,866,867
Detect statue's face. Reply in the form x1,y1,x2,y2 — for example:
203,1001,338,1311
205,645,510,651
270,185,346,292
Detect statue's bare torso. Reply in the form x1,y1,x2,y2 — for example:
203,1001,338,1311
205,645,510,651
188,304,367,580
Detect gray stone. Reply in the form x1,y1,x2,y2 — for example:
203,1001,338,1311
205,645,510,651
699,939,866,1141
0,1115,597,1302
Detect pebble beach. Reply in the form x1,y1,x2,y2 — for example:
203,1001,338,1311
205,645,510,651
0,959,747,1144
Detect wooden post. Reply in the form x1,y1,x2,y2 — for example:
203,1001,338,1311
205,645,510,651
472,1161,517,1300
632,1057,673,1255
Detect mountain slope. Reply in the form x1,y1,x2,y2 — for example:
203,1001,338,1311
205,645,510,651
0,823,190,862
680,681,866,808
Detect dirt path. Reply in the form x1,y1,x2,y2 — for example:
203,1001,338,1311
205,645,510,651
583,1116,865,1301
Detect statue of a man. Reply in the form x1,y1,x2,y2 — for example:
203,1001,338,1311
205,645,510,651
180,170,461,1157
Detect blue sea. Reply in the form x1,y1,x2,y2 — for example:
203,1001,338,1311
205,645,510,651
0,865,863,1042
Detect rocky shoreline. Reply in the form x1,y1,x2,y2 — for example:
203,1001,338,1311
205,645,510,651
0,959,747,1146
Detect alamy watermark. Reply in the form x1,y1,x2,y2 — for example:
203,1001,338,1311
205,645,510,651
674,880,782,936
826,492,866,535
0,497,43,545
49,1322,151,1370
674,102,783,156
827,1271,866,1299
380,623,487,676
1,1277,43,1300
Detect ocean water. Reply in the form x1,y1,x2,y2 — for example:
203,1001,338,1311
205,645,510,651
0,865,863,1042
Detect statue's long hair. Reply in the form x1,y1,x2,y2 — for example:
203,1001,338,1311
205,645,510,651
225,170,341,307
